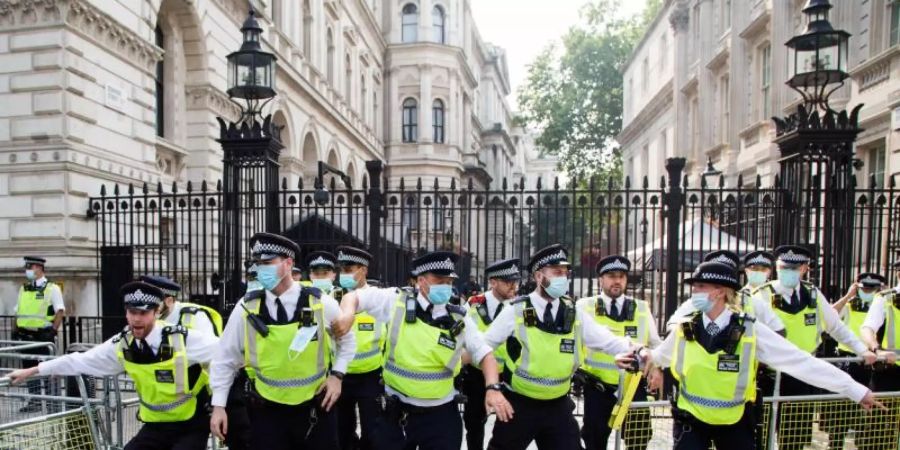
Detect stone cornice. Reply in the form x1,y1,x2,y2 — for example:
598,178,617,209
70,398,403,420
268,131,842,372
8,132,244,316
617,80,674,146
186,84,241,123
0,1,163,74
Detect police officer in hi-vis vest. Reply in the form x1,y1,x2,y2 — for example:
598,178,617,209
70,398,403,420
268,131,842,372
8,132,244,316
14,255,66,412
861,261,900,390
307,251,339,294
140,275,222,337
751,245,878,450
209,232,357,450
668,251,784,335
332,246,386,450
10,281,220,449
479,244,640,450
462,258,521,450
618,262,884,450
577,255,663,450
334,250,512,450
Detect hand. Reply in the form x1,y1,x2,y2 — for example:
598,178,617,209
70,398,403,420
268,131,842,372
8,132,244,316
330,313,354,339
647,367,664,394
485,390,514,422
210,406,228,441
8,367,38,385
317,375,342,412
846,283,859,298
876,350,897,365
861,350,878,366
615,352,636,370
860,391,887,412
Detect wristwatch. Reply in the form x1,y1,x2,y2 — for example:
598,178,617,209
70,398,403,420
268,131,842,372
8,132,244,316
485,383,504,392
330,371,345,380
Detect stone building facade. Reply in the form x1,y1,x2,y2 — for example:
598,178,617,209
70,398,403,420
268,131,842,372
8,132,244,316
0,0,552,315
619,0,900,190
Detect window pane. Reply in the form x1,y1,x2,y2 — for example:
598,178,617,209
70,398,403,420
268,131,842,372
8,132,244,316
892,4,900,47
432,6,445,44
402,4,418,43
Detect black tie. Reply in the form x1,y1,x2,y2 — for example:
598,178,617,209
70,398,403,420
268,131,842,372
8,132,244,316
543,302,554,324
494,303,504,320
274,298,288,324
134,339,154,362
610,298,619,320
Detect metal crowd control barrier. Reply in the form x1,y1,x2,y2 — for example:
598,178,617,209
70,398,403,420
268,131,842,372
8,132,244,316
607,355,900,450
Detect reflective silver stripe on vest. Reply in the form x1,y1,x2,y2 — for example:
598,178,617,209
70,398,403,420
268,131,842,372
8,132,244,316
583,359,619,371
732,321,755,403
140,394,194,412
384,360,454,381
513,302,532,374
887,302,896,349
636,302,648,344
385,295,465,379
355,317,384,360
679,389,745,409
512,367,571,387
245,300,261,371
255,370,327,388
354,347,382,360
814,299,824,348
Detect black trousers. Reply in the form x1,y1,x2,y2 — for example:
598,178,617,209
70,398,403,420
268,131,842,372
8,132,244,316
821,351,872,450
759,371,814,450
124,407,210,450
224,370,252,450
336,369,383,450
14,329,56,398
581,378,651,450
247,394,338,450
370,399,462,450
461,366,487,450
672,405,755,450
865,364,900,450
487,391,581,450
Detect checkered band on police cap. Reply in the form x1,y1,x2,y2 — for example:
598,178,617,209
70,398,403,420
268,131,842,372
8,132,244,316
487,264,520,279
413,258,455,276
251,241,295,260
745,254,773,267
308,256,335,268
338,251,370,267
599,258,630,275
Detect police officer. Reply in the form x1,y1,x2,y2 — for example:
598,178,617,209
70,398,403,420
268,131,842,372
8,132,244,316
861,261,900,389
14,255,65,412
462,258,521,450
10,281,219,449
307,251,338,294
751,245,877,450
668,251,784,335
743,251,775,291
292,267,304,283
577,255,662,450
209,232,356,450
480,244,639,450
335,250,512,450
141,275,222,336
332,246,385,450
620,261,883,450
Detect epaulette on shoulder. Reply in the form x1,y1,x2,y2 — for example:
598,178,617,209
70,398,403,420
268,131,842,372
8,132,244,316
163,324,188,337
446,304,468,317
510,295,530,305
244,289,265,301
111,329,129,344
467,294,486,305
878,288,895,297
301,286,323,298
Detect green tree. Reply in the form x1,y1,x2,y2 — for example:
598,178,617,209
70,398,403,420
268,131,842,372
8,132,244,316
518,0,662,180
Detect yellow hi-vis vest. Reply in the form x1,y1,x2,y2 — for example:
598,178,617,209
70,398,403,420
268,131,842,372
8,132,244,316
738,288,755,315
16,282,58,330
177,302,224,336
114,322,208,423
506,296,582,400
760,282,825,353
838,297,869,354
671,314,758,425
382,289,465,400
348,311,386,374
242,289,332,405
879,289,900,366
468,294,509,369
580,296,651,385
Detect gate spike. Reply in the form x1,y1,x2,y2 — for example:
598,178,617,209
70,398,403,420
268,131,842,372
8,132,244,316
297,177,304,190
128,183,134,195
589,176,596,190
718,174,724,188
216,180,222,191
142,182,149,194
450,178,456,190
416,177,422,190
171,181,178,193
737,174,744,187
701,176,708,189
114,184,120,195
607,177,613,189
553,176,559,190
536,177,542,190
519,176,525,191
502,177,508,191
399,177,406,190
433,177,439,190
682,175,689,188
468,177,474,190
624,176,631,189
756,174,762,188
281,178,287,189
100,185,106,196
773,174,781,188
186,181,193,192
660,176,665,189
201,180,207,192
869,173,877,189
362,176,368,190
157,182,163,194
891,175,897,189
642,176,649,189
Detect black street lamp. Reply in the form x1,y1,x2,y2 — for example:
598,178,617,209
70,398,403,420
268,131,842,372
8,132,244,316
773,0,861,300
217,9,284,312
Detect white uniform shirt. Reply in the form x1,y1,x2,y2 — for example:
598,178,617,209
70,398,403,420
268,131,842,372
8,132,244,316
162,302,216,337
208,283,355,407
666,291,785,332
757,281,868,355
861,288,895,337
651,308,870,403
37,322,218,376
482,291,634,362
15,277,65,315
483,290,503,319
356,286,492,407
589,292,663,347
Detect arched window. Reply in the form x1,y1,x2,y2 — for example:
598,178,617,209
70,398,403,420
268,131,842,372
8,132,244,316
326,29,335,85
402,98,418,143
345,54,353,104
432,6,445,44
303,0,312,57
401,4,418,43
155,25,165,138
432,99,445,144
360,74,367,121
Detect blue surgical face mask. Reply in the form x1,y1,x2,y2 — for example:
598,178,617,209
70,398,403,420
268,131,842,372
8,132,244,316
339,273,359,290
777,269,801,289
256,264,284,291
746,270,769,288
543,276,569,299
25,269,36,281
859,290,875,302
427,283,454,305
312,278,334,294
690,292,713,313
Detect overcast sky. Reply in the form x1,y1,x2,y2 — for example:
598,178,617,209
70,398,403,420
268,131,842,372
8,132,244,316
471,0,649,111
